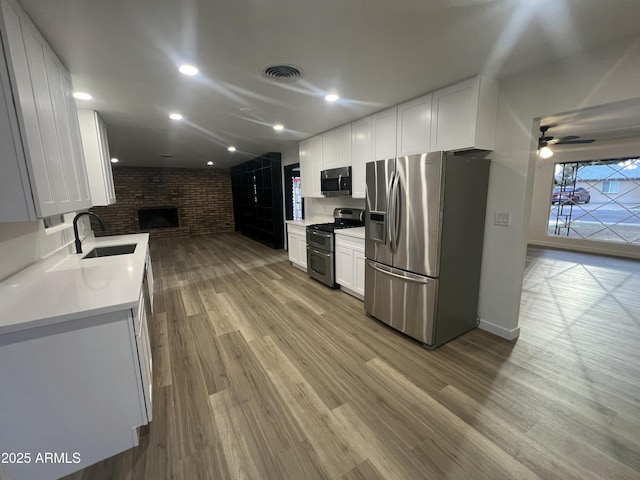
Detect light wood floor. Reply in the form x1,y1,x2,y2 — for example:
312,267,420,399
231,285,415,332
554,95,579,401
65,235,640,480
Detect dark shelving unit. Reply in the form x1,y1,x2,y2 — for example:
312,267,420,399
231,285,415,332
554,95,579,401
230,152,284,249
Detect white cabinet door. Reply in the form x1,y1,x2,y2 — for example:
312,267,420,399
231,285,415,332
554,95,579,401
300,135,323,197
335,234,365,298
335,245,354,290
322,129,337,170
0,30,34,222
335,124,352,168
61,69,92,206
287,225,307,269
136,293,152,424
299,139,312,197
351,117,371,199
431,75,498,152
19,17,66,217
354,250,366,297
397,94,432,156
78,109,116,206
371,107,397,161
46,54,89,210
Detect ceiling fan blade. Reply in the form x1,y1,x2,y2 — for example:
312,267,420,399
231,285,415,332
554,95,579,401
559,135,581,141
557,138,596,144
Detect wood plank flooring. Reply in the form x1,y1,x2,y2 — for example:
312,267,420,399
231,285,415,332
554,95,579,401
64,235,640,479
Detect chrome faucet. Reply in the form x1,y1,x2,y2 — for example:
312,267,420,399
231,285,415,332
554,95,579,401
73,212,106,254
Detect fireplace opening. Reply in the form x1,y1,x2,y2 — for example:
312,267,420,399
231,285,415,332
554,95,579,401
138,207,179,230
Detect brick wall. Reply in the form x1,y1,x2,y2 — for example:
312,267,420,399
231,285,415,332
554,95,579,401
90,166,235,239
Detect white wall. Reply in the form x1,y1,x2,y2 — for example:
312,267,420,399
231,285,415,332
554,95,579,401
0,214,91,281
480,36,640,340
527,136,640,259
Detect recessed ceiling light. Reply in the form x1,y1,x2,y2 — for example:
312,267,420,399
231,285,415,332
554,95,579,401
227,146,236,152
325,93,340,102
110,158,119,163
179,64,199,76
73,92,92,100
169,113,183,120
273,124,284,131
207,161,214,166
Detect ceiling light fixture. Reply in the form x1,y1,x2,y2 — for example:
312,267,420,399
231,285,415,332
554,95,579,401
273,124,284,131
169,113,183,120
72,92,93,100
325,93,340,102
538,146,554,159
227,146,236,152
179,64,199,76
110,158,119,163
207,161,214,166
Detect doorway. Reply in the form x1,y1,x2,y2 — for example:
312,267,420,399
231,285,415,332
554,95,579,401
284,163,304,221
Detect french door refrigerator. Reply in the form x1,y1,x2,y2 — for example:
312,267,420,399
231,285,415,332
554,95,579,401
365,151,490,348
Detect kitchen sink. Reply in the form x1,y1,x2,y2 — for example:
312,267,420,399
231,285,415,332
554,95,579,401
83,244,137,259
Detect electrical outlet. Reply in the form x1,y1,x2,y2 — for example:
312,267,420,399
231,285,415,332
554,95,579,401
495,211,511,226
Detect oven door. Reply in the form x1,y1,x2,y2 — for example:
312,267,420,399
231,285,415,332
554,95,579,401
307,228,334,252
307,246,335,287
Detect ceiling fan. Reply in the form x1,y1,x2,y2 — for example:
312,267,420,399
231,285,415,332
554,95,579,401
538,125,596,148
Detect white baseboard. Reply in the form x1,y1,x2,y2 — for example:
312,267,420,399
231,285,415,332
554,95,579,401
478,319,520,340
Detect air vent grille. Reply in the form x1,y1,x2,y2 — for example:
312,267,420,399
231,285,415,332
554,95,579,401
261,64,303,82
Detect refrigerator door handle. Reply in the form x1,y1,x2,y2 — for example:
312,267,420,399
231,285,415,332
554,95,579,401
366,261,431,284
389,172,400,254
386,171,395,253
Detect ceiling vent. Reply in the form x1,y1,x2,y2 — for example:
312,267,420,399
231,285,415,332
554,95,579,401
261,64,303,82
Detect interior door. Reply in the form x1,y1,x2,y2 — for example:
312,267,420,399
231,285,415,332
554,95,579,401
393,152,444,277
365,158,394,267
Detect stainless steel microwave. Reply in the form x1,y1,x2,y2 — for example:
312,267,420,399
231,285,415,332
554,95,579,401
321,166,351,196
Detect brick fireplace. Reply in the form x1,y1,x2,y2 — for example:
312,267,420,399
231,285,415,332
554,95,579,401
90,166,235,239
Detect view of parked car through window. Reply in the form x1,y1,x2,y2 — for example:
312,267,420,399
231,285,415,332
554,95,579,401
548,158,640,244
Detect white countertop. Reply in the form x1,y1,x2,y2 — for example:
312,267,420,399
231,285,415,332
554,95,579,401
334,227,365,239
0,234,149,335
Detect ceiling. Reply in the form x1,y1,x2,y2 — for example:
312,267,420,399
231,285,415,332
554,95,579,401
18,0,640,169
541,98,640,145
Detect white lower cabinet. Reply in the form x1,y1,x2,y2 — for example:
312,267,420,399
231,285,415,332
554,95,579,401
0,305,151,479
287,223,307,270
335,233,365,299
0,254,154,480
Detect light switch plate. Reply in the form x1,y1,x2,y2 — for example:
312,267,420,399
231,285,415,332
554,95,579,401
495,211,511,226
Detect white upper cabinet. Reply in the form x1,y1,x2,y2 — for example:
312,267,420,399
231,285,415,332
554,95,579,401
430,75,499,152
322,129,337,169
397,93,432,157
351,117,371,199
77,110,116,206
300,135,323,197
0,0,91,222
371,107,397,161
322,124,352,170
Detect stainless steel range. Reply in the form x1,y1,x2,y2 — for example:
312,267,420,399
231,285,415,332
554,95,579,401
306,208,364,288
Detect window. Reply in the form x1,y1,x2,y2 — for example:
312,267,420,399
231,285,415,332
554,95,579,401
547,158,640,245
601,181,619,194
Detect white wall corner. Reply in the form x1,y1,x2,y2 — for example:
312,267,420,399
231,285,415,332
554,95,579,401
478,318,520,341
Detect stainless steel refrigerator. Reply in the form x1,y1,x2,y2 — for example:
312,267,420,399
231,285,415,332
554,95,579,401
365,151,490,348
